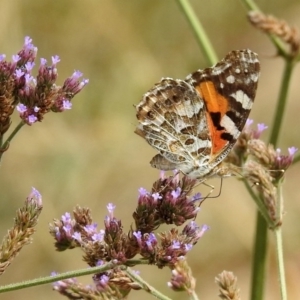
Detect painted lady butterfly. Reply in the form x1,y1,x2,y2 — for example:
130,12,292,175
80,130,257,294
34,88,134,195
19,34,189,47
135,49,260,183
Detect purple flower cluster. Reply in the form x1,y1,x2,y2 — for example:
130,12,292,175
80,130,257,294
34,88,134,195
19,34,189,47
49,173,208,297
0,36,88,133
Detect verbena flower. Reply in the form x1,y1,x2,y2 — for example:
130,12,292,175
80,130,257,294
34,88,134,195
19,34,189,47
50,173,208,297
0,36,88,142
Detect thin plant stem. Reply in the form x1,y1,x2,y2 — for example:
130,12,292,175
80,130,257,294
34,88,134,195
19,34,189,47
0,263,115,293
243,180,273,225
274,227,287,300
124,267,172,300
274,184,287,300
0,259,148,294
0,121,25,162
250,213,268,300
269,59,294,146
175,0,218,65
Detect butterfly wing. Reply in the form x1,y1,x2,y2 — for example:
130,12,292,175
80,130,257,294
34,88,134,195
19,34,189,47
135,78,212,175
185,49,260,166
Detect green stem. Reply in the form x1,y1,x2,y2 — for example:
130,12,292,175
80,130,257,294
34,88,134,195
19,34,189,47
124,267,172,300
250,212,268,300
274,226,287,300
274,184,287,300
0,264,113,293
243,180,273,226
175,0,218,65
0,259,148,294
0,121,25,162
269,59,294,146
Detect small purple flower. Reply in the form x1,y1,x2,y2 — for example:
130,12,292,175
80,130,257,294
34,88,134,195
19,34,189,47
24,73,34,84
52,55,60,65
171,240,181,250
191,192,202,202
27,114,38,124
61,212,71,224
17,103,27,113
92,230,105,242
133,231,142,246
185,243,193,251
84,223,98,234
30,187,41,198
0,54,6,61
25,61,35,72
288,146,298,158
274,146,298,172
107,203,116,215
40,58,47,65
72,232,82,242
99,274,109,285
24,36,33,46
138,187,147,196
152,192,162,201
27,187,42,206
145,233,157,251
198,224,210,237
171,187,181,200
252,123,268,139
96,260,104,266
62,100,72,110
63,224,72,235
245,118,254,130
71,70,83,80
54,227,61,240
15,69,24,78
12,54,20,63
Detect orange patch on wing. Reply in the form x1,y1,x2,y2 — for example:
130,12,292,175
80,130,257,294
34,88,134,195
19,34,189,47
195,81,229,155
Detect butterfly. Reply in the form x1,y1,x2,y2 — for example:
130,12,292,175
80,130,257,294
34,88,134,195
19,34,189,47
135,49,260,183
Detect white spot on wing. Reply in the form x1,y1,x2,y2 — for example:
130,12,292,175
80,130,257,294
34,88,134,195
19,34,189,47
230,90,252,110
226,75,235,84
251,73,259,82
220,115,240,139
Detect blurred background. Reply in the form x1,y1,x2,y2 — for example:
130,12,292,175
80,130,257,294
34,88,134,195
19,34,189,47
0,0,300,299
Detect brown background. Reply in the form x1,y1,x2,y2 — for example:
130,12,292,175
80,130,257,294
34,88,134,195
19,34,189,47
0,1,300,299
